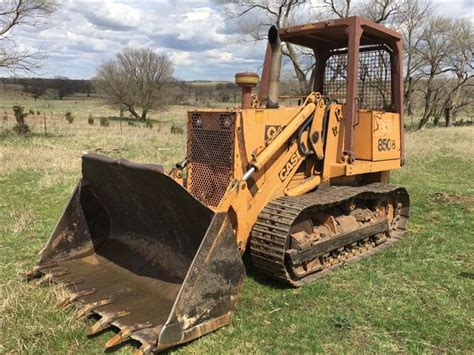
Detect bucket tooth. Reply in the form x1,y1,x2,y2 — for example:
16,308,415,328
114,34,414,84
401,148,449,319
50,267,69,277
24,261,58,280
57,288,96,309
56,297,71,310
86,310,131,336
23,267,41,281
62,278,84,289
35,273,53,287
74,297,113,320
105,323,152,349
71,288,97,300
133,342,154,355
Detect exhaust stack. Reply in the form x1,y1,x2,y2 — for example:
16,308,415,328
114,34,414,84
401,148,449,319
267,25,282,108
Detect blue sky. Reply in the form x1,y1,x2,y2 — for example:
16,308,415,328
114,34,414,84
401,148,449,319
5,0,474,80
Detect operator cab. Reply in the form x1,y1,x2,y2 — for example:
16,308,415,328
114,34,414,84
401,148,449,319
259,16,404,164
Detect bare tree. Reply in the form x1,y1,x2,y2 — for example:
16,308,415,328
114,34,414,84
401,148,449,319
395,0,434,115
95,48,174,121
220,1,312,93
358,0,400,23
222,0,402,93
0,0,56,72
220,0,472,130
414,17,453,129
321,0,352,18
440,19,473,126
321,0,400,24
321,1,472,129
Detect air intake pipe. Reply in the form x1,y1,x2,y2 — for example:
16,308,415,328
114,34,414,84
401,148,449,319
266,25,282,108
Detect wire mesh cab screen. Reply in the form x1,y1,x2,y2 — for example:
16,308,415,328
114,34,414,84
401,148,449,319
323,45,392,110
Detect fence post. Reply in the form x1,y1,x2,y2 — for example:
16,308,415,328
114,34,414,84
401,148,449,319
119,109,123,134
43,113,47,135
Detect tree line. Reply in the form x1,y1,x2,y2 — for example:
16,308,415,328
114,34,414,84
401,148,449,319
0,75,242,115
1,77,93,99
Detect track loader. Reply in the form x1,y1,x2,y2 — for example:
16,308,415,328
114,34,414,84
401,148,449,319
27,17,409,353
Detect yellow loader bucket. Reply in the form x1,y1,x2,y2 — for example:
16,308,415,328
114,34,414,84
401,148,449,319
27,154,245,353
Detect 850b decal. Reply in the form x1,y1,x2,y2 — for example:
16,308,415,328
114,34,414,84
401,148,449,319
377,138,396,151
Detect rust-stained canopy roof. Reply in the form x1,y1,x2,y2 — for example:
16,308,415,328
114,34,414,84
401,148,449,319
279,16,402,50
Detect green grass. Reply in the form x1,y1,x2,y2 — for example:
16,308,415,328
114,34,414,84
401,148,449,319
0,96,473,353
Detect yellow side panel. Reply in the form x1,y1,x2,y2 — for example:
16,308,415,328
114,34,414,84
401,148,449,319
372,112,400,161
354,111,400,161
240,107,300,160
354,111,373,160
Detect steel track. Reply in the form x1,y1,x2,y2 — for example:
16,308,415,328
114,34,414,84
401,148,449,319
250,183,410,287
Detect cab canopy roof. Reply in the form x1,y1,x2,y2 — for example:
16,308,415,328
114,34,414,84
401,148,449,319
278,16,402,50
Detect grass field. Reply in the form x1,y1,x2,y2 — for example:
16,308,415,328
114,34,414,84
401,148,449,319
1,95,473,353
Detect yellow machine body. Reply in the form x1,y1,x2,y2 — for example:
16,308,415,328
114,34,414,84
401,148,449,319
28,16,410,353
354,110,401,161
183,98,402,251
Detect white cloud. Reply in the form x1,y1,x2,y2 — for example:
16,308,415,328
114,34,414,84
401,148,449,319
169,51,192,66
2,0,471,79
74,2,143,31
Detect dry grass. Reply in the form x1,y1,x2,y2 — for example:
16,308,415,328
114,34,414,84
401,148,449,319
405,126,474,162
0,275,85,353
0,94,191,178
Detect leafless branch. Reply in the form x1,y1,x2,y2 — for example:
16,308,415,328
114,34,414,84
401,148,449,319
0,0,56,73
217,0,312,92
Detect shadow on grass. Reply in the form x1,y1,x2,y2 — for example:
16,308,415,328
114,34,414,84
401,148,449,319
458,271,474,280
0,130,70,139
84,315,140,353
242,252,291,290
106,116,160,124
104,339,140,353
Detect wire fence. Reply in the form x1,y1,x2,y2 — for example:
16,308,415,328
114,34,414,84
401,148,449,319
0,113,188,138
